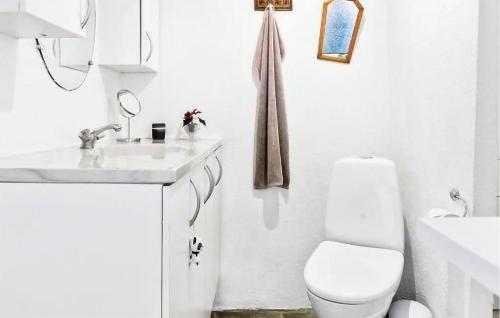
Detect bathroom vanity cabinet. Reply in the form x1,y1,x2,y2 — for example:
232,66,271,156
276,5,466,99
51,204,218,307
0,0,83,38
0,141,222,318
98,0,159,72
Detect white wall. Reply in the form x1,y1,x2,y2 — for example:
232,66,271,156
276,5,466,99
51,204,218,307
474,0,499,218
0,34,120,157
122,0,394,310
388,0,480,317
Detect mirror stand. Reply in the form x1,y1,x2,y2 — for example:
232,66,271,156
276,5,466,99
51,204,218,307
116,89,142,143
117,118,141,143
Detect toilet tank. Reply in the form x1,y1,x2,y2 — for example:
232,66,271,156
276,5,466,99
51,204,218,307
325,157,404,253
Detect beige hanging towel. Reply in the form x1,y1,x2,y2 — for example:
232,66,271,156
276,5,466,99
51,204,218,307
253,4,290,189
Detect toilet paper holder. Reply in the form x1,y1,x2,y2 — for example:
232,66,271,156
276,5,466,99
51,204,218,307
428,188,469,218
449,188,469,217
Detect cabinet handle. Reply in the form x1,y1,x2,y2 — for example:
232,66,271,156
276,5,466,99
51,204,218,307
80,0,91,29
204,166,215,204
215,155,223,186
146,32,153,63
189,180,201,227
52,40,58,58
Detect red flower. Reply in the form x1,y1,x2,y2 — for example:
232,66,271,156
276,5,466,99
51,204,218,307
183,108,207,127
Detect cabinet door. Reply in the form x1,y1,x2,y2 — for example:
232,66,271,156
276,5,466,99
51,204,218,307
141,0,159,71
0,183,162,318
190,168,210,318
165,166,209,318
98,0,141,68
205,153,223,309
212,151,223,292
164,176,190,318
98,0,158,72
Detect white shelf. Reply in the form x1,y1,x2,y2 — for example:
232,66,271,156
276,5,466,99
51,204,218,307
100,64,158,73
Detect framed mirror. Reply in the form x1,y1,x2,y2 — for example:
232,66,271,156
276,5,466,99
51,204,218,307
35,0,96,91
317,0,364,64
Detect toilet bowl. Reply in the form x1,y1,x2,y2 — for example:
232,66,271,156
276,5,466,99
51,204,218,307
304,157,404,318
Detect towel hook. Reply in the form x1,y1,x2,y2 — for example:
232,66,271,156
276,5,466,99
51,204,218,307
264,0,276,7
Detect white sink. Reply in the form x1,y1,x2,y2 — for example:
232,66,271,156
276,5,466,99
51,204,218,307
418,217,500,295
98,143,189,158
0,139,222,184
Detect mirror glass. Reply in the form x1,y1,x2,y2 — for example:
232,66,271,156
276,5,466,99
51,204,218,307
317,0,364,64
35,0,96,91
117,90,142,118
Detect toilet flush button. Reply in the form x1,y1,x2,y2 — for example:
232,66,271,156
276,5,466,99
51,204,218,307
360,155,375,159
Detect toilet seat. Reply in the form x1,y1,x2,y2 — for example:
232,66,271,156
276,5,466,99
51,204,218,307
304,241,404,305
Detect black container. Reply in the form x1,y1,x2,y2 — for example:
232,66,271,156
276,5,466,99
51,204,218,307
152,123,166,141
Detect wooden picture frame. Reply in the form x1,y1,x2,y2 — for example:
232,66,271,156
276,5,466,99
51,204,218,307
317,0,364,63
254,0,293,11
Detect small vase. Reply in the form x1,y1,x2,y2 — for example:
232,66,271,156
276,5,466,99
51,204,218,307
184,122,200,139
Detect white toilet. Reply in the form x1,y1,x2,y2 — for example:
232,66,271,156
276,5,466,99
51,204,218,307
304,157,405,318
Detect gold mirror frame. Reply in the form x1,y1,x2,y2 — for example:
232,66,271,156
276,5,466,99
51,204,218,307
317,0,364,64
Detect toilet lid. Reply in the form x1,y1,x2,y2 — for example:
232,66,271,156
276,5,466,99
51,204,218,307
304,241,404,304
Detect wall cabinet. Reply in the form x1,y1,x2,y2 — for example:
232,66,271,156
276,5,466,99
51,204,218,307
0,0,83,38
98,0,159,73
0,152,222,318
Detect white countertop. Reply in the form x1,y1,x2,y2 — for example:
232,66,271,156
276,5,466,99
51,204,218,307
418,217,500,295
0,139,222,184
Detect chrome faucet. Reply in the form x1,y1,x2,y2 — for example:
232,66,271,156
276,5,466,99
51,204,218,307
79,124,122,149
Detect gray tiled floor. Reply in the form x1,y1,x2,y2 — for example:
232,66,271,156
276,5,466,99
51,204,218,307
213,309,499,318
211,309,317,318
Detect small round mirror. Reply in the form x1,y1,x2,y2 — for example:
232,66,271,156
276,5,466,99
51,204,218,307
117,89,142,118
117,90,142,143
35,0,96,91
